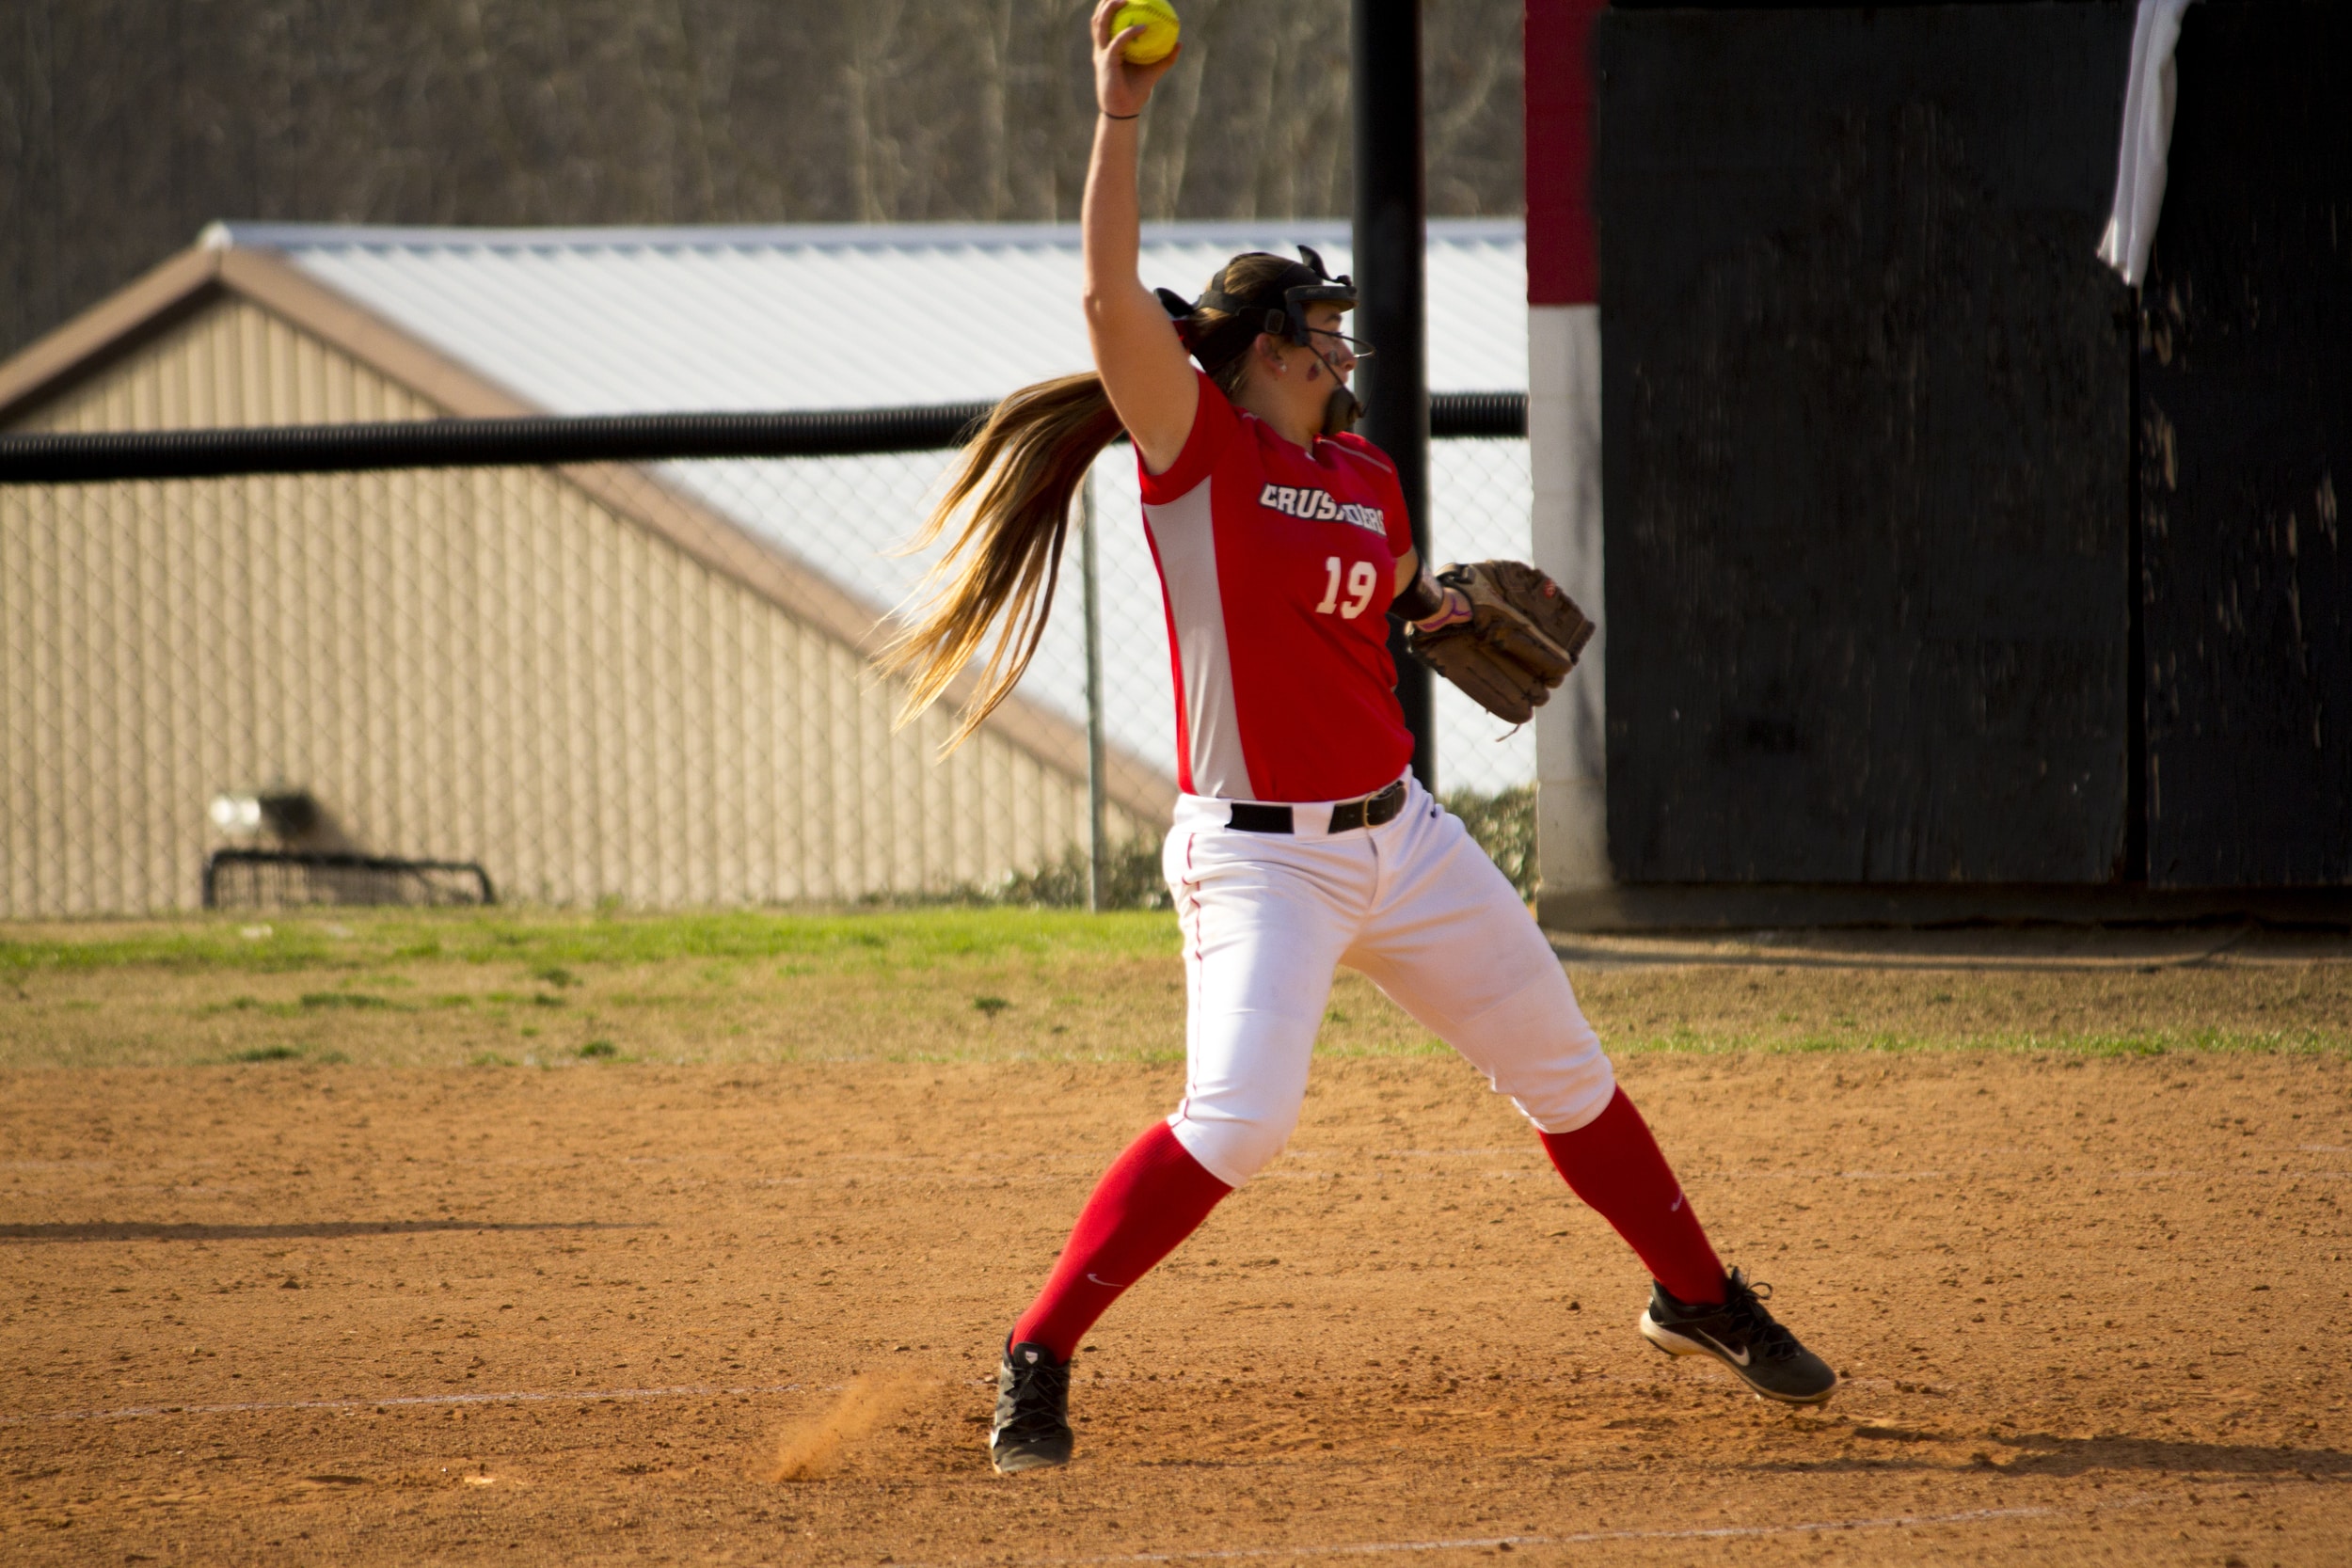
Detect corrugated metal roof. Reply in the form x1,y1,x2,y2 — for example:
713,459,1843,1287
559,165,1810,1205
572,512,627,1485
203,220,1536,799
210,220,1528,410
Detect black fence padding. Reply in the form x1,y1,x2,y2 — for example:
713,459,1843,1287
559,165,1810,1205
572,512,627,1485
1429,391,1528,440
0,394,1526,483
1594,5,2136,885
0,406,996,483
2138,2,2351,888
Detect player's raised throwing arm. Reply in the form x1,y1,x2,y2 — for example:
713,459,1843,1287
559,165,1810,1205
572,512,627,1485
1084,0,1194,476
877,2,1191,752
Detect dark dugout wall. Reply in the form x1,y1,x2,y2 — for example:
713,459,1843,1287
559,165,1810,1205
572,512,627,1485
2139,3,2352,888
1593,1,2349,894
1594,3,2137,884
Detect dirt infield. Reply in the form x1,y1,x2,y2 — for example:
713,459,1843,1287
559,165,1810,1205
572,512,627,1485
5,1042,2348,1565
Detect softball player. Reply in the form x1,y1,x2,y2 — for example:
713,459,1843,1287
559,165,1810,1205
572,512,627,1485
884,3,1836,1475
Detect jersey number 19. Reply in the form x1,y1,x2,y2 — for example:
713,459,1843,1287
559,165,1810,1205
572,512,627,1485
1315,556,1377,620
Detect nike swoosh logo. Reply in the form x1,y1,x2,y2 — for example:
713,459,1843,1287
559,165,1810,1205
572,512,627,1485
1701,1333,1751,1368
1086,1273,1129,1288
1669,1193,1685,1213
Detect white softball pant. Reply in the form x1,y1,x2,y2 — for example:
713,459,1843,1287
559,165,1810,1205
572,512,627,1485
1161,773,1617,1187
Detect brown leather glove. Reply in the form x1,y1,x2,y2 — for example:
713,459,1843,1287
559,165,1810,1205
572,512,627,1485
1405,561,1596,725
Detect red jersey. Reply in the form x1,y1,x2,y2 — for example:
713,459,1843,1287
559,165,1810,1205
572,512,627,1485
1138,372,1416,802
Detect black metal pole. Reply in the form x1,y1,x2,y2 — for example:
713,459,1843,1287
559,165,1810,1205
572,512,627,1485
1353,0,1436,793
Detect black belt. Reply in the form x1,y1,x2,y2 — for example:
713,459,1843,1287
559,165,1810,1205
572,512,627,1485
1226,780,1408,835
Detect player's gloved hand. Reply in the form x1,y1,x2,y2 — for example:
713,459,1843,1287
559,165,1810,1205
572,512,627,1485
1405,560,1596,725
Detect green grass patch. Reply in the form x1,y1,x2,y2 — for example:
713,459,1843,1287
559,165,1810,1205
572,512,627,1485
2,907,2344,1071
0,906,1180,978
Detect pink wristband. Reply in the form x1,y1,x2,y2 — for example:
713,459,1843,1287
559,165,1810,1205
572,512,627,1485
1414,587,1472,633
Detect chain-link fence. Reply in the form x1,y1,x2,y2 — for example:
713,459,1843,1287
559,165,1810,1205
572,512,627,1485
0,410,1533,918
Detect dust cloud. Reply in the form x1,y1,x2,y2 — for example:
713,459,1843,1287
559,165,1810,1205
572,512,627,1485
763,1375,924,1481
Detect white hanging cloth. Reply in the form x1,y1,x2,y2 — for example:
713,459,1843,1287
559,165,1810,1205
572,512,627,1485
2098,0,2200,287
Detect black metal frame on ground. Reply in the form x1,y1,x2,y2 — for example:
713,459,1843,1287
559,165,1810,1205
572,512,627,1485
202,850,496,911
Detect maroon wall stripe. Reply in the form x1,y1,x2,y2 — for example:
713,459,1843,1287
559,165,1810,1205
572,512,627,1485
1524,0,1604,306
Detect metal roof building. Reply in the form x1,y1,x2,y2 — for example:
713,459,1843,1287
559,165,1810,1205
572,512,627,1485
0,222,1533,916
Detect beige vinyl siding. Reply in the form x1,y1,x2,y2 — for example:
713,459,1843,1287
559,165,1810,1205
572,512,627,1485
2,299,1138,916
24,298,440,433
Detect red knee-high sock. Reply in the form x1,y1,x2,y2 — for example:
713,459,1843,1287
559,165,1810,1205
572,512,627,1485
1011,1121,1232,1363
1539,1087,1726,1306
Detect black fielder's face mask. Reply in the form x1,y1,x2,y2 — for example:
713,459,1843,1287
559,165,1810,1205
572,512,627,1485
1308,328,1366,438
1155,245,1370,436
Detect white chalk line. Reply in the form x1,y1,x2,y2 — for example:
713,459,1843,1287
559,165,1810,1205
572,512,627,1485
15,1162,2343,1189
9,1365,1944,1430
3,1380,818,1426
907,1496,2161,1568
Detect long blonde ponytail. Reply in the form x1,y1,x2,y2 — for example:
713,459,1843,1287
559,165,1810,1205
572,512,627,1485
879,372,1125,751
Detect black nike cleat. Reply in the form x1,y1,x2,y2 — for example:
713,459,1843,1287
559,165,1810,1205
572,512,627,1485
1639,1269,1837,1405
989,1340,1074,1474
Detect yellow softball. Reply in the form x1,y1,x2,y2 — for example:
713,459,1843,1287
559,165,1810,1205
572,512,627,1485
1114,0,1180,66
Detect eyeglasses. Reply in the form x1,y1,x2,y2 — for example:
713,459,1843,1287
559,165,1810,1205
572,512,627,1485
1304,325,1374,361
